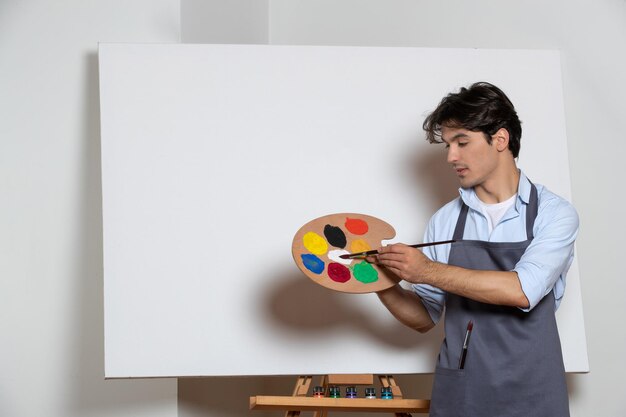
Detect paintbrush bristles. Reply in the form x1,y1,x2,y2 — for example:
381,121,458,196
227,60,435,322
339,250,376,259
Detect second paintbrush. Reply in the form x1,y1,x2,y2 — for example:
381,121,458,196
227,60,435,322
339,239,457,259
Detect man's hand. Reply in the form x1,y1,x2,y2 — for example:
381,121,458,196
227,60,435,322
367,244,432,284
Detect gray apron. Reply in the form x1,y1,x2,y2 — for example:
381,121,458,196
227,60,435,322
429,183,570,417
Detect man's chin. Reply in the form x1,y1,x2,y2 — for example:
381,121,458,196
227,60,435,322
458,178,476,189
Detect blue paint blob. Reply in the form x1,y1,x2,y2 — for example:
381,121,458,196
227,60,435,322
301,254,325,275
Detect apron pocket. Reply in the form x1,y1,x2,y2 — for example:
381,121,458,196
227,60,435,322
429,365,467,417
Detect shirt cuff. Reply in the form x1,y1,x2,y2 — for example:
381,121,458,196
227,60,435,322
513,266,542,312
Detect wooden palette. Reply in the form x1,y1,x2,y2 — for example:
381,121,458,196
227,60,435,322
292,213,399,293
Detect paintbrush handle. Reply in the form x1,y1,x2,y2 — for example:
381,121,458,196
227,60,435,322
408,239,456,249
341,239,456,259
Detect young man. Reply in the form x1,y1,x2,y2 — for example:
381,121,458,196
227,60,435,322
371,82,578,417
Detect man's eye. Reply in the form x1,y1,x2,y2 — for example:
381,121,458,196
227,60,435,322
458,142,468,147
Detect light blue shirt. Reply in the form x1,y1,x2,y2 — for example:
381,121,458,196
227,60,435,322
413,171,579,324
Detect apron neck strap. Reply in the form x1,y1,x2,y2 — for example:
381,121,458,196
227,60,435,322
525,181,538,239
452,203,470,240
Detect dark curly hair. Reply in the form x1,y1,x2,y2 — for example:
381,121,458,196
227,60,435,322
423,82,522,158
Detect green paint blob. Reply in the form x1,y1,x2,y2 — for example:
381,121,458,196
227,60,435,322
352,261,378,284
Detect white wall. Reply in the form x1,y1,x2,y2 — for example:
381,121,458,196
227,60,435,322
179,1,626,416
0,1,179,417
181,0,269,44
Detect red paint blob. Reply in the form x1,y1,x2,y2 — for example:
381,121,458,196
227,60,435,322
345,217,369,235
327,263,351,283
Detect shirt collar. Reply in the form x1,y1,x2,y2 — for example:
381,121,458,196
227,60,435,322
459,169,531,210
516,170,532,204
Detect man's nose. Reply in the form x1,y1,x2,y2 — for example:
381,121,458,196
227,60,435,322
447,146,458,164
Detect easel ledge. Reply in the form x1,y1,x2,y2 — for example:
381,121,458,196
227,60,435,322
249,374,430,415
249,396,430,413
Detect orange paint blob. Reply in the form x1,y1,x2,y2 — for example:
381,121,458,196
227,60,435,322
350,239,371,254
345,217,369,235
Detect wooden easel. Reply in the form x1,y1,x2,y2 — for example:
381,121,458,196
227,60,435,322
249,374,430,416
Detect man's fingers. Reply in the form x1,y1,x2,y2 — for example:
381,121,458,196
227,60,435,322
377,252,408,262
376,259,406,271
378,243,410,254
365,255,378,263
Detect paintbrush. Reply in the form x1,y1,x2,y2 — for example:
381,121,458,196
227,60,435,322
339,239,457,259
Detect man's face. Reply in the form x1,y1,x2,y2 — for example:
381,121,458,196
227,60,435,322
441,125,499,189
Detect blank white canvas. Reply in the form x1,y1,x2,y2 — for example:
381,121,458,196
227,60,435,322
99,44,588,377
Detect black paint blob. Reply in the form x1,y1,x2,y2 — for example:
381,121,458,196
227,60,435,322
324,224,347,249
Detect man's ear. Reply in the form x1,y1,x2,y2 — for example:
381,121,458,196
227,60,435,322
493,128,510,152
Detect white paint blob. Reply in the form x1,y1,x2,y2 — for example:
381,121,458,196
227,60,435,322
327,249,352,265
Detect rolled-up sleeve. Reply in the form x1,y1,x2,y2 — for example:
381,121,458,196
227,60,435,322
413,283,447,323
514,197,579,311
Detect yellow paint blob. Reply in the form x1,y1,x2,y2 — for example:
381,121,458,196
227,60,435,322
303,232,328,255
350,239,371,254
